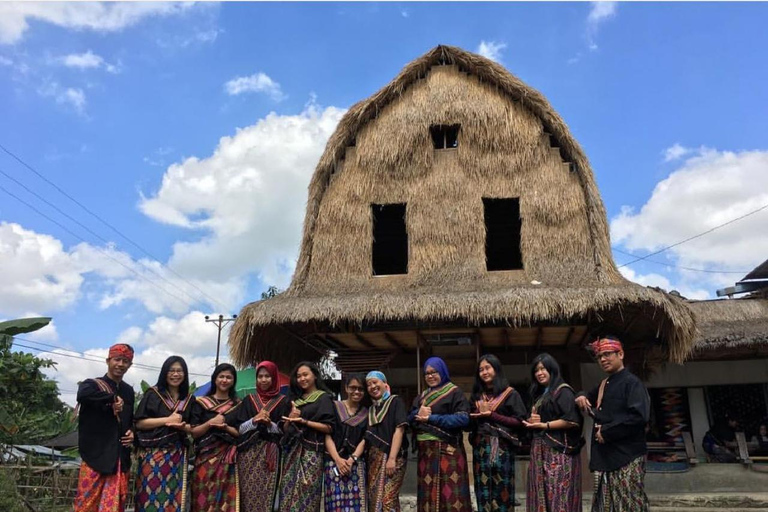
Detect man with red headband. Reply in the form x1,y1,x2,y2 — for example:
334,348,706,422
73,343,136,512
575,335,650,512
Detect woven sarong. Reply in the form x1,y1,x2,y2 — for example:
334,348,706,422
324,457,367,512
592,456,649,512
473,434,515,512
73,460,128,512
416,440,471,512
277,443,323,512
367,445,407,512
527,437,581,512
238,440,281,512
190,440,239,512
135,443,188,512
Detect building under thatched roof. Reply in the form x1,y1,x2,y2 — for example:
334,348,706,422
690,298,768,359
230,45,696,382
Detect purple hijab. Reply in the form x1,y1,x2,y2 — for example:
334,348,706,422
423,356,451,388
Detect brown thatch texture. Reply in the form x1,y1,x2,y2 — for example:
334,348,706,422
690,298,768,351
229,45,696,366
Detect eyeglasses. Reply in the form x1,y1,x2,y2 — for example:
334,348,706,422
596,351,618,360
347,386,365,393
168,369,185,375
425,370,440,377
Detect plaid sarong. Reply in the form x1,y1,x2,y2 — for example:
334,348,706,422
73,460,128,512
416,440,471,512
190,440,239,512
135,442,188,512
367,445,407,512
592,456,649,512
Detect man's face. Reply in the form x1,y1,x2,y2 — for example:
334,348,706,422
106,356,132,380
597,349,624,374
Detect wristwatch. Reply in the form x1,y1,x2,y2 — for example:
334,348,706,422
351,454,359,463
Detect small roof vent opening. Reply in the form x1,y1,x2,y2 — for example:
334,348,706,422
430,124,460,149
484,197,523,271
372,203,408,276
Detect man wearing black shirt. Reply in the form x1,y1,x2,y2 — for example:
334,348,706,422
576,336,650,512
73,343,135,512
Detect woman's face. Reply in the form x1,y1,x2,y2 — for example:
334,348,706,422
296,365,316,391
166,362,185,389
215,370,235,394
367,377,385,400
534,362,551,387
760,425,767,437
346,378,365,405
424,365,441,388
478,359,496,386
257,367,273,392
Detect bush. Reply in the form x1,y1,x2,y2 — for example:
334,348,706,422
0,468,25,512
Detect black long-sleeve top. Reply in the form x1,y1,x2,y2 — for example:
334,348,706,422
282,392,335,451
408,383,470,446
365,395,409,457
77,375,135,474
134,387,194,449
532,384,583,454
581,369,650,471
327,401,368,459
190,396,242,450
470,387,526,448
235,393,292,451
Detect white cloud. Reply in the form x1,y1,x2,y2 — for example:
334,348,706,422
400,10,409,18
37,80,87,114
586,1,618,50
477,41,507,63
611,147,768,294
224,72,285,101
0,2,197,45
58,50,121,74
619,267,709,301
663,143,693,162
139,100,346,289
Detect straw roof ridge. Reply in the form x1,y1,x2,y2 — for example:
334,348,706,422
689,297,768,351
292,45,614,291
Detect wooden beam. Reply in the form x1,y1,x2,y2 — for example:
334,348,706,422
564,326,576,346
325,334,350,350
535,326,544,351
503,328,511,352
383,332,407,352
353,333,376,349
578,327,591,347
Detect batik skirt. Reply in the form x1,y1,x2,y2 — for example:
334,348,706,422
324,456,367,512
238,439,281,512
592,456,649,512
473,434,515,512
367,445,407,512
135,442,188,512
190,440,239,512
416,440,472,512
277,443,323,512
73,460,128,512
527,437,582,512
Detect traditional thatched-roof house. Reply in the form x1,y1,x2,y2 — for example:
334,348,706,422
230,45,695,392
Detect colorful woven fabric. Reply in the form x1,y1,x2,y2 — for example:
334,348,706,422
134,442,188,512
592,455,649,512
416,440,471,512
368,445,406,512
527,437,582,512
190,440,239,512
277,443,323,512
323,457,367,512
238,439,280,512
473,434,515,512
73,460,128,512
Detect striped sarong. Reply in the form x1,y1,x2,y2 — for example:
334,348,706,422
527,437,581,512
592,456,649,512
367,445,407,512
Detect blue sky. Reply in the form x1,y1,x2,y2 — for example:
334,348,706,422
1,2,767,402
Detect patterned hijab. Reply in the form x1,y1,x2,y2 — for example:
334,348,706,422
423,356,451,388
255,361,281,401
366,370,391,402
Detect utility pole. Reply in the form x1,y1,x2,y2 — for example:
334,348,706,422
205,314,237,367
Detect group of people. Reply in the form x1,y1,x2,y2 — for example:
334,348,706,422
73,335,651,512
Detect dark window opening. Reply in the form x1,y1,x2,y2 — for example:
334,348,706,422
430,124,460,149
372,203,408,275
483,198,523,271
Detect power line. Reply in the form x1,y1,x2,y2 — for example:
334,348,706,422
0,142,230,311
612,248,750,275
0,165,216,310
617,203,768,269
0,183,199,311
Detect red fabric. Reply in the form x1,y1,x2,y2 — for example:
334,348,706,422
590,338,623,355
256,360,281,400
108,344,134,362
73,460,128,512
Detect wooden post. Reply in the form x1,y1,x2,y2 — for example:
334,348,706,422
416,336,422,395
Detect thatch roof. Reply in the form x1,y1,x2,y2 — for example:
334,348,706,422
690,298,768,353
230,45,697,368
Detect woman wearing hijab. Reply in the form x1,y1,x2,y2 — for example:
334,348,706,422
470,354,526,512
134,356,194,512
236,361,291,512
324,372,369,512
190,363,242,512
525,353,583,512
365,371,409,512
277,361,335,512
408,357,472,512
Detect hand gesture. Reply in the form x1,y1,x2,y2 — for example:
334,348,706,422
575,396,592,414
281,415,305,424
208,414,226,428
120,429,134,447
254,409,270,424
112,396,124,416
166,412,183,424
336,457,351,476
288,402,301,419
385,457,396,477
522,420,546,430
528,406,541,424
595,424,605,444
415,405,431,422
